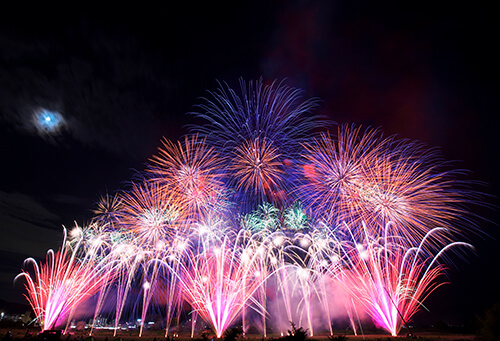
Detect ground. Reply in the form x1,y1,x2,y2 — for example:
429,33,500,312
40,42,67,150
0,327,476,341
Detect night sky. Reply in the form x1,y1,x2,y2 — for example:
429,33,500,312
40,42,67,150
0,2,498,327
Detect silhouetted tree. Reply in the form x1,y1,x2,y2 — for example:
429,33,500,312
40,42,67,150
283,322,308,341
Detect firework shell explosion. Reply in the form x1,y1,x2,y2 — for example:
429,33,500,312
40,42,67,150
15,79,480,337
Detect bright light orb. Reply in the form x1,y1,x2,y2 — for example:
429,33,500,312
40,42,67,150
34,109,65,134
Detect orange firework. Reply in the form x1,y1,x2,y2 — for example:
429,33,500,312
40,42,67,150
230,137,284,199
148,134,226,219
299,124,469,244
189,78,326,209
91,193,123,228
118,180,188,248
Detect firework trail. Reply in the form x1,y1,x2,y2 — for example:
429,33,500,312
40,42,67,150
285,232,335,337
110,243,145,336
15,228,118,331
164,230,271,338
67,224,116,335
239,203,312,335
294,230,338,336
142,235,189,337
190,78,326,209
328,222,474,336
155,248,183,337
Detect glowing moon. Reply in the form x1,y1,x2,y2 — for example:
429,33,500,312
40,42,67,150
33,109,65,134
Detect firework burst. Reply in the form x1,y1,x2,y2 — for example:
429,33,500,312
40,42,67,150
299,124,471,245
148,135,227,219
117,180,187,249
230,137,284,200
190,78,326,209
14,79,483,338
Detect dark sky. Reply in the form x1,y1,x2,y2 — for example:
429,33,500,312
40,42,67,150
0,1,498,326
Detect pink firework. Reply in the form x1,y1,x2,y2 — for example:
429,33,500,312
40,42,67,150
330,223,473,336
15,228,116,331
171,231,269,338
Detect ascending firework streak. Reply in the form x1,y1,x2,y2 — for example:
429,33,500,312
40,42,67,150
111,243,145,336
154,235,188,337
162,230,272,338
328,223,474,336
15,228,118,331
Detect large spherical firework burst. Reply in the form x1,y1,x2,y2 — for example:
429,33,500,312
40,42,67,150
148,134,227,220
298,125,388,227
190,78,326,209
230,137,283,199
117,181,187,249
298,124,471,245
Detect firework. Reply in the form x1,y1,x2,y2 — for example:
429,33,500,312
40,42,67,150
241,202,280,233
15,228,117,331
14,79,482,338
328,223,473,336
230,137,284,200
165,230,271,338
117,180,187,249
299,125,471,245
190,78,325,209
284,202,309,231
91,193,123,228
148,135,227,220
110,242,145,336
